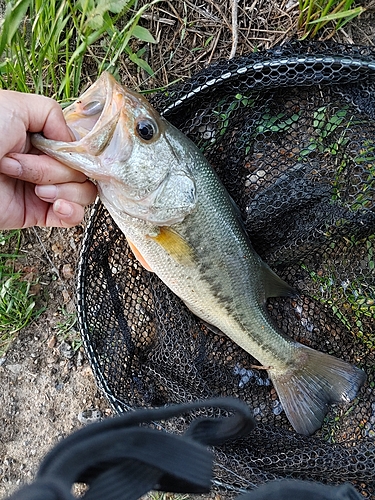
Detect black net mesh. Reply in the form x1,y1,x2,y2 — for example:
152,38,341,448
77,41,375,497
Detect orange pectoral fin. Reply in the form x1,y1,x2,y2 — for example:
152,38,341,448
126,237,154,272
147,226,195,267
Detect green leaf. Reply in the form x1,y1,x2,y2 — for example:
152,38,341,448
86,11,106,30
106,0,132,14
308,6,364,24
131,25,156,43
128,51,154,76
0,0,30,56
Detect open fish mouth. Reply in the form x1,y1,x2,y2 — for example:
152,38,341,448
64,79,110,141
31,73,133,178
62,73,125,156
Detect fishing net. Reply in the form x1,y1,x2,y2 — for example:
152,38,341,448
77,41,375,497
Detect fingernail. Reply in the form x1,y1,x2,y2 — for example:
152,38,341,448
54,199,73,217
0,156,22,176
35,185,57,201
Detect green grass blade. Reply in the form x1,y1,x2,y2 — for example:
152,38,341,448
308,6,365,24
0,0,30,56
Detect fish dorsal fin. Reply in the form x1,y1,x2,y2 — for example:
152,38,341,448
228,194,296,299
261,262,296,299
229,194,248,233
147,227,195,267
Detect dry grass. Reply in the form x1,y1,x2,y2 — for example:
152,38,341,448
113,0,375,91
117,0,300,90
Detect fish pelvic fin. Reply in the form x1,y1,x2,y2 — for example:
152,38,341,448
147,226,195,267
126,237,154,272
261,262,297,298
269,345,366,435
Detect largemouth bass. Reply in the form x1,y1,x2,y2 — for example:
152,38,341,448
32,72,366,435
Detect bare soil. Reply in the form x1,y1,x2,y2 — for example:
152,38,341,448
0,1,374,497
0,224,112,496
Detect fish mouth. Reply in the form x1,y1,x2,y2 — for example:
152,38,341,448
31,72,134,178
63,72,124,154
64,73,114,142
64,72,155,147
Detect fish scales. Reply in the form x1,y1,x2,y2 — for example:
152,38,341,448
114,153,294,369
31,72,366,435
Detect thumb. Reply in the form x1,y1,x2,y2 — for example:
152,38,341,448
22,92,73,141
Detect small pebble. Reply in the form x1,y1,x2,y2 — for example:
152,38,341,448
47,335,57,349
78,409,103,425
59,341,74,359
62,264,74,279
5,364,22,375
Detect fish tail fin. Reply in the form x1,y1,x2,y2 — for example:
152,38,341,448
269,345,366,435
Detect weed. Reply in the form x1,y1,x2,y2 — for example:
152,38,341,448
198,93,256,150
255,111,301,135
0,0,159,100
321,402,357,443
351,142,375,211
298,0,365,39
302,253,375,349
299,105,350,158
0,230,44,356
55,307,82,351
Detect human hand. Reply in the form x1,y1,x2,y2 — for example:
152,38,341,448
0,90,97,229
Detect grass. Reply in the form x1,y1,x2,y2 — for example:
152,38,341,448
298,0,365,39
0,230,44,356
55,307,82,352
0,0,159,100
0,0,160,353
302,253,375,349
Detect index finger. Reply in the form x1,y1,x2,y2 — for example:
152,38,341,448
0,152,88,184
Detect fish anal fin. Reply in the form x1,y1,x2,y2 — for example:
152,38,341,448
269,345,366,435
126,237,153,272
261,263,296,298
147,227,195,267
201,320,224,337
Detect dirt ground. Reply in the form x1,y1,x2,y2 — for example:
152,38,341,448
0,1,375,498
0,224,113,496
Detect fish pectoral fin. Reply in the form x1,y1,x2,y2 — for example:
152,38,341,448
261,262,297,298
147,226,195,267
126,237,154,272
269,345,366,435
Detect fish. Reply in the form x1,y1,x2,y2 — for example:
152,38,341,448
32,72,366,435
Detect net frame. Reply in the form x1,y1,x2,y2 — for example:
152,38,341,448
77,41,375,497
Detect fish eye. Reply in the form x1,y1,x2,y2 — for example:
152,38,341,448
136,120,156,141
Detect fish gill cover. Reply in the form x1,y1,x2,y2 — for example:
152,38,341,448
77,41,375,497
